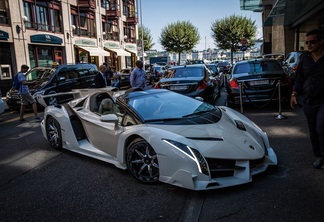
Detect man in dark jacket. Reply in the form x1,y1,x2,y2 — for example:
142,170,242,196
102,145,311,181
290,28,324,169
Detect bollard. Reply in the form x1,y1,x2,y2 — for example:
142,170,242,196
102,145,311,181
274,80,286,120
239,82,243,113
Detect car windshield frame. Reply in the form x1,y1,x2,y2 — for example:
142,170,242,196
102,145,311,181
25,67,57,81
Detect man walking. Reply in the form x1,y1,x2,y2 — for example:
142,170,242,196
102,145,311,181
17,64,40,122
130,60,147,90
290,29,324,168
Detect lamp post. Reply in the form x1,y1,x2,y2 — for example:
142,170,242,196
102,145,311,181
139,0,144,66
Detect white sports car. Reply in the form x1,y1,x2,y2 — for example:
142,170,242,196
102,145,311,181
40,88,277,190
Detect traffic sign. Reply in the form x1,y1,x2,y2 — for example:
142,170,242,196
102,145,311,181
241,38,247,45
241,46,247,51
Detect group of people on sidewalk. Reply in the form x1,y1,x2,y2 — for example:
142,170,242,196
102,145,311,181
94,60,147,90
94,63,120,88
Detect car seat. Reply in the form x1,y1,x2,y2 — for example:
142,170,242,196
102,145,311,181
98,98,114,115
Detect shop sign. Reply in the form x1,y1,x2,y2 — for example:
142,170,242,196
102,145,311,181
0,30,9,40
30,34,62,44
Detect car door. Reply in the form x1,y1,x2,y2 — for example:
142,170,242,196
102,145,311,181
77,94,122,157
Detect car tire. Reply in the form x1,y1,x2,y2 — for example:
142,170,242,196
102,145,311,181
126,138,159,183
46,116,63,149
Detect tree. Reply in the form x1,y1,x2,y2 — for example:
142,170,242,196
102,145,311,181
138,25,154,51
211,15,257,63
159,21,200,64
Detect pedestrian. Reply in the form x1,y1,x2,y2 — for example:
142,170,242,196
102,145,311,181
17,64,41,122
111,67,120,88
94,65,108,88
130,60,147,90
106,65,113,86
290,28,324,169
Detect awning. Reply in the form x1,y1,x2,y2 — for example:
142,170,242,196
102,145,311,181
125,48,137,54
106,48,131,56
77,46,110,56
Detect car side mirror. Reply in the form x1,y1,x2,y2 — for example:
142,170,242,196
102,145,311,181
100,114,119,130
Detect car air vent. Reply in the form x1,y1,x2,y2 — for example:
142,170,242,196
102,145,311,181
234,120,246,131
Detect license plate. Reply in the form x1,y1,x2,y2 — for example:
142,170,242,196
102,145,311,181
170,85,187,90
249,80,269,86
121,76,125,80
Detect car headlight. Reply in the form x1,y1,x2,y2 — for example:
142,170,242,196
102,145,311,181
162,139,209,176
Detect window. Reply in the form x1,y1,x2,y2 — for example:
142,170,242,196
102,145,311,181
71,7,96,37
0,0,9,24
23,1,62,32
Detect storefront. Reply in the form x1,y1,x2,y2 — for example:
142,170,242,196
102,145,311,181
29,34,63,68
104,41,131,70
125,44,137,68
0,30,13,94
74,39,110,68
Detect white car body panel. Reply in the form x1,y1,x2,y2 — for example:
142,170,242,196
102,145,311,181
40,89,277,190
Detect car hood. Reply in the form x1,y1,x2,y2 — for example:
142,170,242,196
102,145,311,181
148,107,267,160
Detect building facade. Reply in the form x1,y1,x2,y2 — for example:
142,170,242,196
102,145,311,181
241,0,324,56
0,0,138,94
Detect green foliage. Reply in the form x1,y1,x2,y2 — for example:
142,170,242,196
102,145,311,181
159,20,200,63
138,25,154,51
211,15,257,53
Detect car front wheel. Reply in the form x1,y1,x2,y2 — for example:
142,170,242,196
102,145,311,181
126,138,159,183
46,116,62,149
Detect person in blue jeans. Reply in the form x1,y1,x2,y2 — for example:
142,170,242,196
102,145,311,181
291,29,324,169
17,64,41,122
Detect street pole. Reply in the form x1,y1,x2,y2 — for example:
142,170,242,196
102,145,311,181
140,0,144,66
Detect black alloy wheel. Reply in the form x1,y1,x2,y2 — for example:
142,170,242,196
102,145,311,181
46,116,63,149
126,138,159,183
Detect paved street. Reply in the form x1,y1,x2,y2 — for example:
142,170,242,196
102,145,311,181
0,94,324,221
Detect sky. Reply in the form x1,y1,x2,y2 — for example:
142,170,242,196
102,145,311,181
140,0,263,51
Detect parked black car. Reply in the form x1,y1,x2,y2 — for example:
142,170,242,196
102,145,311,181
226,58,292,107
206,63,225,87
6,63,98,110
118,68,132,89
218,61,232,74
154,64,221,104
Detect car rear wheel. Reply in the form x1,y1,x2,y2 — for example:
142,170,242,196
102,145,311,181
126,138,159,183
46,116,62,149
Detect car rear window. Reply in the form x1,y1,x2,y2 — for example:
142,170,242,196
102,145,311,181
173,68,203,77
233,61,283,75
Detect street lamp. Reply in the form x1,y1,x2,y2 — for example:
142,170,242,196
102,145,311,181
139,0,144,66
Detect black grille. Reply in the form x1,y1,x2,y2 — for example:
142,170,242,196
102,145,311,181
206,157,265,178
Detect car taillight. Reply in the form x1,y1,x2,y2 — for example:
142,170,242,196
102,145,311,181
292,64,298,71
229,79,239,89
225,65,228,68
154,84,159,89
197,81,207,90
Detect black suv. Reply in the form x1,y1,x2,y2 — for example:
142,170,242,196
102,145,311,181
6,63,98,109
